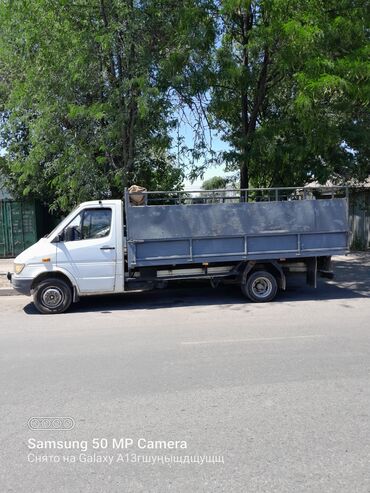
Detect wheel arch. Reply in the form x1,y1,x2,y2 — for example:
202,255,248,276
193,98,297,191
241,260,286,290
31,271,78,301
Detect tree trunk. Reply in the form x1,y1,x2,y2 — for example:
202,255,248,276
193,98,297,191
240,47,270,198
240,161,249,200
241,92,250,194
239,7,253,198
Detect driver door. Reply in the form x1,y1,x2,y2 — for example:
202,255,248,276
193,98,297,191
56,207,116,293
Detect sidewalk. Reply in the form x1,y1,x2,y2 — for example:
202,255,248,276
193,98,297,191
0,258,16,295
0,258,14,275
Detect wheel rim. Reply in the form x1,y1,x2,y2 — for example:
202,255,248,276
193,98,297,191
251,277,273,299
41,286,64,309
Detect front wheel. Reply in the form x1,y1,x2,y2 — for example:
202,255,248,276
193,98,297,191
241,271,278,303
33,278,72,314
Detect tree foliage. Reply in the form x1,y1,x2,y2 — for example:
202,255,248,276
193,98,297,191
0,0,193,210
0,0,368,210
202,175,230,189
206,0,369,188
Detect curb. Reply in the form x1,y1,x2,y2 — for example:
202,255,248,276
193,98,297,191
0,287,19,296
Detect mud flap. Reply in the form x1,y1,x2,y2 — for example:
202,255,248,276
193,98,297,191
271,261,286,290
318,256,334,279
306,257,317,288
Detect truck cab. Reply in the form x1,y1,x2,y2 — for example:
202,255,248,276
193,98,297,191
10,200,124,313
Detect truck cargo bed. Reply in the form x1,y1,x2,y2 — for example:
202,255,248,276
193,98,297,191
125,190,349,268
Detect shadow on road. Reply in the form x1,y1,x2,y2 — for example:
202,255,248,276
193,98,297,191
23,256,369,315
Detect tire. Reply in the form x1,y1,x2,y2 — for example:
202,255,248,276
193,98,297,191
33,278,72,314
241,270,278,303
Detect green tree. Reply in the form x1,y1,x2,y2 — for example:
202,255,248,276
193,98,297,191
1,0,368,211
205,0,369,189
202,175,230,189
0,0,191,211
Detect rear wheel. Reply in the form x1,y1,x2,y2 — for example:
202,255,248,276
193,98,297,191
33,278,72,314
242,270,278,303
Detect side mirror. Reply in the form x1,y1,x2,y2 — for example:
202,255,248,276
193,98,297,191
64,227,73,242
51,233,64,243
64,226,80,242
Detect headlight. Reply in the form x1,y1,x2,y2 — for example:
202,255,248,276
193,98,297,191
14,263,25,274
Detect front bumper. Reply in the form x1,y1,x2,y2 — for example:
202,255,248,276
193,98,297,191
8,273,33,296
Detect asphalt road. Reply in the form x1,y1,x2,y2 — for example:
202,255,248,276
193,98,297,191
0,254,369,493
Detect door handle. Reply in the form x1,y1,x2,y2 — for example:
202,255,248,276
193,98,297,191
100,246,115,250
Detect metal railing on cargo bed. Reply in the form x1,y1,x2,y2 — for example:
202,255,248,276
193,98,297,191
126,186,349,206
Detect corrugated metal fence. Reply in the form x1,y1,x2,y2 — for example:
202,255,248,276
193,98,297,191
0,201,40,257
349,189,370,250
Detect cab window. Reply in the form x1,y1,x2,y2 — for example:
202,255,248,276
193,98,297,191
64,208,112,241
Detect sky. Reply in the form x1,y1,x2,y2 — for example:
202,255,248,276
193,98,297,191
172,109,232,190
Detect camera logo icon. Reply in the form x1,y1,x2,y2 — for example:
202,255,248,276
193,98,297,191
27,417,75,430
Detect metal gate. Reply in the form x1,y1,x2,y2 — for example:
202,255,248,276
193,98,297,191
0,201,38,257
